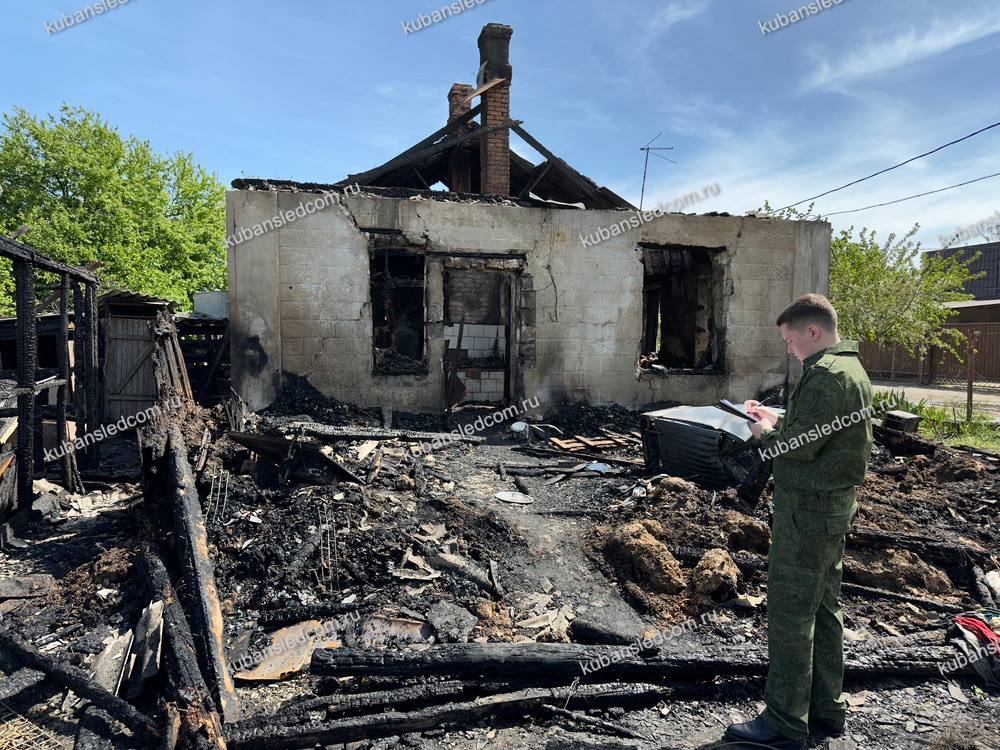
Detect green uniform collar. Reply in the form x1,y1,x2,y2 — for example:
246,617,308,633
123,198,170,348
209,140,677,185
803,339,859,370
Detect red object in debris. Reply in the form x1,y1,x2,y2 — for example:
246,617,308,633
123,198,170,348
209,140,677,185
955,616,1000,655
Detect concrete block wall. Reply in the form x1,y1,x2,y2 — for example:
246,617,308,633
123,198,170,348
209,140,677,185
227,190,830,413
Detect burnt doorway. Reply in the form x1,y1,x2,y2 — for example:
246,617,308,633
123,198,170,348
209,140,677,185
443,268,515,406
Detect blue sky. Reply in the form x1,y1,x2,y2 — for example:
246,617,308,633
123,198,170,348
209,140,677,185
3,0,1000,249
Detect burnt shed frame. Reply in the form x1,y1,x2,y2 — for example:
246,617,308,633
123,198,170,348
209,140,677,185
0,236,92,512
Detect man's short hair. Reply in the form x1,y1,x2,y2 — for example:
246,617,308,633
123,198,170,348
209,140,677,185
775,293,838,332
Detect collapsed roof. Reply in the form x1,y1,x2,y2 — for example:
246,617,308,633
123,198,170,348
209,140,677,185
234,23,633,211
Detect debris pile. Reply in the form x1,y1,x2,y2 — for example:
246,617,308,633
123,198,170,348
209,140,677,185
1,391,998,749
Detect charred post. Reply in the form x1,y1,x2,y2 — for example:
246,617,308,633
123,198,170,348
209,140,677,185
13,258,37,511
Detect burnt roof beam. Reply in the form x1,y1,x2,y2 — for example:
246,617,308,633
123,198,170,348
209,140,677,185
345,116,521,189
0,237,99,284
341,104,483,187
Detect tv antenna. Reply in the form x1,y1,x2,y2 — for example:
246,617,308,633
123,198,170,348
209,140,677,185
639,132,676,210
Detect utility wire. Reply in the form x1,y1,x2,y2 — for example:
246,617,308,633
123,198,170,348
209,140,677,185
818,170,1000,218
776,119,1000,211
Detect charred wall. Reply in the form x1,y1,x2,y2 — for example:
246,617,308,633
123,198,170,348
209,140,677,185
226,190,829,412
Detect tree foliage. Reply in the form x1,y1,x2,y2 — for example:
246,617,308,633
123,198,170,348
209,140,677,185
756,201,981,354
0,105,226,314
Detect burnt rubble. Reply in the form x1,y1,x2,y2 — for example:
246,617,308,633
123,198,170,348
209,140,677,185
1,368,999,749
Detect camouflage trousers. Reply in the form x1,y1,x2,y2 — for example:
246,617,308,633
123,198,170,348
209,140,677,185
763,487,858,742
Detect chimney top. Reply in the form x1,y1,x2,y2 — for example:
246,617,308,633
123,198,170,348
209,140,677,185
478,23,513,83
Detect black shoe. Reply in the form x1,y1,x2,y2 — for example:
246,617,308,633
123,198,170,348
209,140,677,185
808,718,845,746
724,715,806,749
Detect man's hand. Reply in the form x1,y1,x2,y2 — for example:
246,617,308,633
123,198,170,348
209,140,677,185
749,420,773,439
744,400,780,428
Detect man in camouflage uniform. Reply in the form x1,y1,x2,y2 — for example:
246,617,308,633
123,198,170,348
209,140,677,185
725,293,873,750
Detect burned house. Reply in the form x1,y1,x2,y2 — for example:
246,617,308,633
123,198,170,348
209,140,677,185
226,23,829,414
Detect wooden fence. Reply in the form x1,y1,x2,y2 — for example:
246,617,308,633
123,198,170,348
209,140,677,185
859,323,1000,390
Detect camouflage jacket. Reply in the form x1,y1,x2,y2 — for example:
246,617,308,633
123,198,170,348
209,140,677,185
759,340,873,498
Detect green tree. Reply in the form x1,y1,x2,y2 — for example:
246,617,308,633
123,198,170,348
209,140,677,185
0,105,226,314
756,201,980,354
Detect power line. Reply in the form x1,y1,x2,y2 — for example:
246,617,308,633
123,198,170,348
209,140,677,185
818,170,1000,218
776,118,1000,211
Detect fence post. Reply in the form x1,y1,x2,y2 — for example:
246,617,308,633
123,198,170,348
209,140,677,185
965,330,980,422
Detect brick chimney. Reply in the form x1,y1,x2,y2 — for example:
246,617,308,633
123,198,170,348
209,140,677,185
447,83,474,193
477,23,512,196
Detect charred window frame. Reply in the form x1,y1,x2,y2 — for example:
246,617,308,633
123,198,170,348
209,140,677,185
370,248,427,375
639,245,721,372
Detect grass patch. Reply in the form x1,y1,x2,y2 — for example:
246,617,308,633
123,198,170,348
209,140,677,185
873,389,1000,453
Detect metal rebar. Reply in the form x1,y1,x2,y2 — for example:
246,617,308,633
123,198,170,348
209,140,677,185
220,471,230,520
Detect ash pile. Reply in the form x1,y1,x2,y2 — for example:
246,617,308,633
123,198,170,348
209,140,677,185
0,387,998,750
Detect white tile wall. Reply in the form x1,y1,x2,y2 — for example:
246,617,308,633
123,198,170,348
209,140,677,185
444,324,506,358
458,368,505,402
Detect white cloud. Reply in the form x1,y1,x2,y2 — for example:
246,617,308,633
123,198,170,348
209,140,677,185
803,13,1000,91
606,94,1000,253
637,0,711,50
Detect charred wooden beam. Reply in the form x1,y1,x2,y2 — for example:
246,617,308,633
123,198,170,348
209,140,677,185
56,273,83,492
72,281,87,433
341,104,483,186
874,423,937,456
85,282,100,442
286,422,486,445
13,258,36,511
140,543,227,749
163,425,240,723
0,628,158,739
0,236,100,283
312,641,959,682
850,526,990,566
226,682,668,750
228,680,468,735
840,582,965,614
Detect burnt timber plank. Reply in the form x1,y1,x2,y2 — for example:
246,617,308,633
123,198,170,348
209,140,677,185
140,543,227,749
312,641,959,681
0,236,99,283
164,426,240,723
226,682,668,749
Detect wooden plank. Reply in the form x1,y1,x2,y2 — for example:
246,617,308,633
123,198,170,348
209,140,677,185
459,77,508,105
110,343,156,396
356,440,379,461
312,641,960,682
